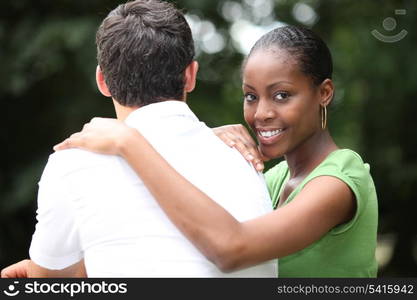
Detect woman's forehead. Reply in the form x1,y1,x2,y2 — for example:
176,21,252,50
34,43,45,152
244,50,302,79
246,48,299,70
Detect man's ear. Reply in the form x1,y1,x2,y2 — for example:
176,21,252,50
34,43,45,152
96,65,112,97
184,61,199,93
319,78,334,107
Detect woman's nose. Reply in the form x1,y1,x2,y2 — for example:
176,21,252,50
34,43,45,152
254,99,276,122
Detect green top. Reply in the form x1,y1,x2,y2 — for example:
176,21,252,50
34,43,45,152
265,149,378,278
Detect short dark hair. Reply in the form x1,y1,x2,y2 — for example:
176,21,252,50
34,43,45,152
96,0,195,107
245,25,333,86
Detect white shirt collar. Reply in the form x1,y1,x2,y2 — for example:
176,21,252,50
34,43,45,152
125,100,198,129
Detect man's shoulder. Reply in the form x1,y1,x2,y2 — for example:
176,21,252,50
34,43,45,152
41,149,119,181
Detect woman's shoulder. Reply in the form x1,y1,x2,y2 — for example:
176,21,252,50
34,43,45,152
312,150,378,237
309,148,377,217
329,148,365,162
316,148,372,178
302,148,374,199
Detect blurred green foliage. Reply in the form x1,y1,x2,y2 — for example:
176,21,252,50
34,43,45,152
0,0,416,276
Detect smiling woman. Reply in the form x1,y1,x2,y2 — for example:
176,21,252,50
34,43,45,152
52,25,378,278
242,48,333,159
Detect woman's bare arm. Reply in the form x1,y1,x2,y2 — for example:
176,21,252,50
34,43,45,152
55,119,355,271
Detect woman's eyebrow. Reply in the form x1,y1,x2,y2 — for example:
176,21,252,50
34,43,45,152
266,81,293,90
243,81,294,91
242,83,256,90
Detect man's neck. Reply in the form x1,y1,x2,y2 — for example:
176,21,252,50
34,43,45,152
113,99,139,121
113,98,188,121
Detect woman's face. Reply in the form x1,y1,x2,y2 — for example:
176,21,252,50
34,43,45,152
243,49,322,159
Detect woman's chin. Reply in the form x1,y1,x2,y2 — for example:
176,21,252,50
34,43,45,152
259,145,286,161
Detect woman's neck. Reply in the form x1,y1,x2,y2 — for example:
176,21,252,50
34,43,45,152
284,130,338,179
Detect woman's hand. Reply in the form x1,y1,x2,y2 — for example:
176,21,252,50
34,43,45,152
1,259,30,278
53,117,135,155
213,124,267,172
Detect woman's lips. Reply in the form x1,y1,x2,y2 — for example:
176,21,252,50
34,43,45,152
256,128,286,145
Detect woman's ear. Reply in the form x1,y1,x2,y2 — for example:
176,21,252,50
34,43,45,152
319,79,334,107
184,61,199,93
96,65,112,97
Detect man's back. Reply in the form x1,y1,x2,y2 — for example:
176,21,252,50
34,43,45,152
30,101,277,277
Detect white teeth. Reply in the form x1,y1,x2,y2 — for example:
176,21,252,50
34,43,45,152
259,129,283,138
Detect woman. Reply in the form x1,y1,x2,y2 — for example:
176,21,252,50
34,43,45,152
55,25,378,277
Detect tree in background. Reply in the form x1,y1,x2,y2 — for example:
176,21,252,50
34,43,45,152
0,0,416,276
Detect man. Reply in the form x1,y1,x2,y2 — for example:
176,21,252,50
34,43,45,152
1,0,276,277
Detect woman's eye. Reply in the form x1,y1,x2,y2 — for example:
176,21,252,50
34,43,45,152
244,93,257,102
274,92,289,101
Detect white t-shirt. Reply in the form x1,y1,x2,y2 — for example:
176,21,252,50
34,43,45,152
29,101,277,277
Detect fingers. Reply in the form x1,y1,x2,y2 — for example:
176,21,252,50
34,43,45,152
53,117,120,152
222,132,238,148
54,122,89,152
214,125,252,148
1,260,30,278
53,133,84,151
233,125,265,171
82,123,91,131
253,159,265,172
213,125,264,171
234,124,255,143
232,139,264,172
1,266,9,278
258,145,271,163
53,139,71,151
222,131,262,168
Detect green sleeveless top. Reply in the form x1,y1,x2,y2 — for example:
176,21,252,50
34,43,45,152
265,149,378,277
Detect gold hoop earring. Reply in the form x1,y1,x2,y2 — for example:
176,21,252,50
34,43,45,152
321,105,327,130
